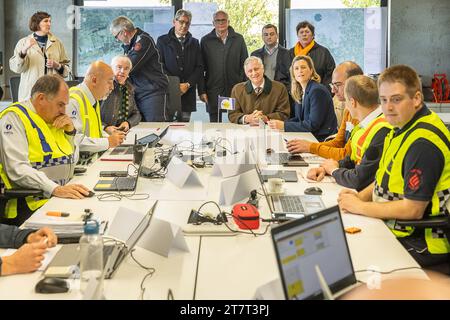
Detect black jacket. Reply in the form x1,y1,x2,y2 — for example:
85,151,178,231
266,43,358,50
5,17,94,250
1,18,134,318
157,28,203,112
123,28,168,99
251,45,292,92
289,41,335,88
199,27,248,112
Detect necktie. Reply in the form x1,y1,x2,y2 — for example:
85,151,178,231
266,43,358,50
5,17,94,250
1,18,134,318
255,87,262,96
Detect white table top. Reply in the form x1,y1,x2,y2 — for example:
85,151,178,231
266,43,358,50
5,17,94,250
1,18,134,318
0,123,426,300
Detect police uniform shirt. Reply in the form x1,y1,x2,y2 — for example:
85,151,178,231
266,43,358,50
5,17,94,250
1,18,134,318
66,82,109,155
390,106,445,203
0,100,72,197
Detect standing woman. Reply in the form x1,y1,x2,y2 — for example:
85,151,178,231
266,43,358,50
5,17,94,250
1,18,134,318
268,55,337,142
10,11,70,101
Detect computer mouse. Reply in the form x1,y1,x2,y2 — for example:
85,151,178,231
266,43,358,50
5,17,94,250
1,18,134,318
35,277,69,294
304,187,323,195
266,148,275,154
87,191,95,198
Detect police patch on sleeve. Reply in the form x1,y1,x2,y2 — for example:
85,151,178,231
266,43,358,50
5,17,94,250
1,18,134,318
407,168,422,191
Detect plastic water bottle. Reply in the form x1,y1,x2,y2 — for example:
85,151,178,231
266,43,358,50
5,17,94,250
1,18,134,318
79,220,103,295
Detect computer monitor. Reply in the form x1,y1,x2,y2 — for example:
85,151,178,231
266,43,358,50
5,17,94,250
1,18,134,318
271,205,357,300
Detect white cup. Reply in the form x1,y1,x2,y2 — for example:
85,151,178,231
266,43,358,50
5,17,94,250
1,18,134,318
268,178,285,194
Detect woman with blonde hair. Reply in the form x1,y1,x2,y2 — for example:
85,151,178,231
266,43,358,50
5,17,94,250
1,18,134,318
268,55,336,141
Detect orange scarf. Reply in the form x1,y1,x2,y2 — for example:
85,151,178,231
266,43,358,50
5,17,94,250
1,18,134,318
294,40,315,57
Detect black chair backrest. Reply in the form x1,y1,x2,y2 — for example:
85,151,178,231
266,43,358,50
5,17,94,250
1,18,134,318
166,76,182,122
9,76,20,102
66,80,81,88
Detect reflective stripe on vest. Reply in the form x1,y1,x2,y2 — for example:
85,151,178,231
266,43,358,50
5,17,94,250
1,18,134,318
374,110,450,254
69,87,102,138
0,104,74,218
350,115,390,164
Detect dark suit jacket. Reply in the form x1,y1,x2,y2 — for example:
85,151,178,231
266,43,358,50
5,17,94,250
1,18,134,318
284,80,337,142
251,45,292,92
157,28,203,112
199,27,248,113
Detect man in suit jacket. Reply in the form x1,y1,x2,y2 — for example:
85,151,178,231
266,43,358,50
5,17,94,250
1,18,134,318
157,9,203,122
199,10,248,122
228,56,290,124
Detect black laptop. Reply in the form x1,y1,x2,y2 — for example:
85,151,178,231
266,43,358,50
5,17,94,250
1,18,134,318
93,164,142,192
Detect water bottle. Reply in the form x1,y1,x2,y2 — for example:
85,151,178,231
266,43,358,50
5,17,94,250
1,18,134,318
79,220,103,295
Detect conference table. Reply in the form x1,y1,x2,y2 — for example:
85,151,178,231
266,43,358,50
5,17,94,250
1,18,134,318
0,122,426,300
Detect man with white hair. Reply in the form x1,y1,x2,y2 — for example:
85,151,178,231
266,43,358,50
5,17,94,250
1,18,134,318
100,55,141,133
228,56,290,125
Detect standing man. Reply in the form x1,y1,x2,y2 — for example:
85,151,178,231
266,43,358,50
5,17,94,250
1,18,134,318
290,21,335,90
110,16,168,122
338,65,450,268
251,24,291,96
67,61,125,158
157,9,203,122
0,75,91,226
199,10,248,122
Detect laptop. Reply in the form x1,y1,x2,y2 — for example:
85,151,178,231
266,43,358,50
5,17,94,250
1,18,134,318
256,164,325,219
266,152,309,167
271,205,358,300
45,201,157,279
109,126,169,156
93,163,142,192
260,169,298,182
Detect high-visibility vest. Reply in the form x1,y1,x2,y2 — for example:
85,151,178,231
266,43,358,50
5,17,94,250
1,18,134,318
373,110,450,254
350,114,391,164
0,104,74,219
69,86,102,138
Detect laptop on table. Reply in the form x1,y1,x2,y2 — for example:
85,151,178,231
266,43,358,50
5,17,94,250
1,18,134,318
44,201,157,279
109,126,169,155
93,163,142,192
271,205,358,300
256,164,325,219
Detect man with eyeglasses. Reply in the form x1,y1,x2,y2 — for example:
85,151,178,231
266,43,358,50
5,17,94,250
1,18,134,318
157,9,203,122
110,16,168,122
287,61,362,160
338,65,450,269
199,10,248,122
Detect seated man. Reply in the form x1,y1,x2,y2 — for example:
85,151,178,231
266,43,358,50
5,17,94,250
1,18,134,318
0,75,91,226
338,65,450,268
307,75,391,191
0,225,57,276
66,61,125,160
101,55,141,133
228,56,290,125
286,61,362,160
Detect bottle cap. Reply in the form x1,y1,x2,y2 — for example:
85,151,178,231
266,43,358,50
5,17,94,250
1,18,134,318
84,220,100,235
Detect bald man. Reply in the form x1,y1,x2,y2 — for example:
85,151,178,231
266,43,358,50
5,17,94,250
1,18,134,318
66,61,125,157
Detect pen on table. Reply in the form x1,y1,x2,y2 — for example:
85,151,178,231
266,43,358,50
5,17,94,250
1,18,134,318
46,211,70,217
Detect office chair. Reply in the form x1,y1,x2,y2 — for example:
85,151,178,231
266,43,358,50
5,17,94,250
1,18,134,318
9,76,20,102
0,186,43,226
396,215,450,275
166,76,182,122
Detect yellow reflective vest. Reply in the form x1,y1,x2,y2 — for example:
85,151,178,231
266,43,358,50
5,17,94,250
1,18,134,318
373,110,450,254
0,104,74,219
69,86,102,138
350,114,391,164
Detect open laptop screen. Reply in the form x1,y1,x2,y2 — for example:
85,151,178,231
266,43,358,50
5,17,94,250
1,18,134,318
271,205,356,300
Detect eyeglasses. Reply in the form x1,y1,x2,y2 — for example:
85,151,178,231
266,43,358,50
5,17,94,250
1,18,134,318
176,19,191,26
329,82,344,90
214,19,228,24
114,30,122,41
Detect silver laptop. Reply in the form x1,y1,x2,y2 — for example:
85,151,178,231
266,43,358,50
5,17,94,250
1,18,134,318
45,201,157,279
255,164,325,219
271,205,359,300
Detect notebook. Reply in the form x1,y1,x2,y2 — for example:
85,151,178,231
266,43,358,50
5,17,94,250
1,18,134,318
271,205,358,300
44,202,157,279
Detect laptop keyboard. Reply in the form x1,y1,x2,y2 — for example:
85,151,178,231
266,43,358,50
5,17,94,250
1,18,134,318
113,177,137,190
280,196,305,213
267,153,305,164
110,146,133,155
